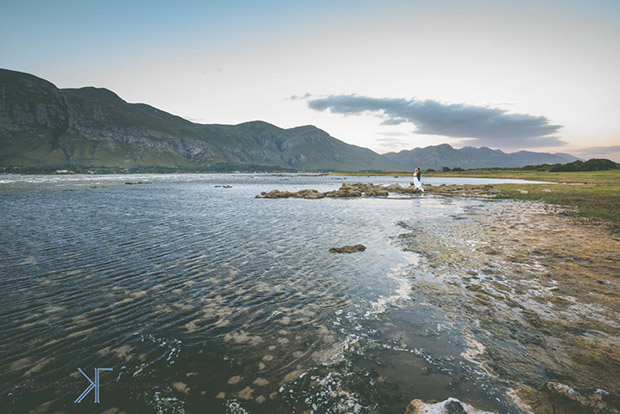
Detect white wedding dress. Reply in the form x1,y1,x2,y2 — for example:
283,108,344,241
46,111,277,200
413,175,424,192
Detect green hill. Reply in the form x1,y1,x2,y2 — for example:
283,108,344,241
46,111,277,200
0,69,397,173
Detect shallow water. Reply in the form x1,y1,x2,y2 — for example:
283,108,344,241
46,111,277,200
0,174,615,413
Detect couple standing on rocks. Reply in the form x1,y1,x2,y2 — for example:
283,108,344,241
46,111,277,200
413,168,424,192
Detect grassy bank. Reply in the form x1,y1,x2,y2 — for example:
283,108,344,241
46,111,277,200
493,182,620,225
333,170,620,229
441,170,620,229
458,170,620,231
425,169,620,184
332,169,620,184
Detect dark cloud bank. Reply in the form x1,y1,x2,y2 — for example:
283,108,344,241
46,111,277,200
307,95,564,148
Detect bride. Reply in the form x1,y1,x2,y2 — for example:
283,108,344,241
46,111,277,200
413,168,424,192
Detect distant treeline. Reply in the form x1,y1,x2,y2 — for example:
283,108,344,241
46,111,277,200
429,158,619,173
522,158,619,172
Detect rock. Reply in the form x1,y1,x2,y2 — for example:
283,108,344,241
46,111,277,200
324,183,364,197
227,375,243,384
296,189,324,199
223,185,232,188
253,377,269,386
235,386,254,400
171,381,190,394
404,397,493,414
384,183,419,194
256,189,295,198
386,183,405,192
544,382,615,413
518,189,529,194
365,188,389,196
256,189,322,199
542,189,552,192
329,244,366,253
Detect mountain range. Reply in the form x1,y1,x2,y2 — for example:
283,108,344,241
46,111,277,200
0,69,579,173
383,145,578,171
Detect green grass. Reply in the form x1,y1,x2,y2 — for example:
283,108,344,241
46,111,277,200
493,183,620,227
424,169,620,184
332,169,620,183
427,170,620,227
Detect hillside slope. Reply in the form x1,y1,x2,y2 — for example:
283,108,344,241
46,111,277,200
0,69,397,172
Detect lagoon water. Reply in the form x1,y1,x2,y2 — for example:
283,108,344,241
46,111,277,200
0,174,595,413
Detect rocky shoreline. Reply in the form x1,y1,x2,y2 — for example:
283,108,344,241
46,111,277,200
399,200,620,414
256,182,502,199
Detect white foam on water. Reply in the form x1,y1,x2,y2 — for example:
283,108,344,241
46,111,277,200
151,390,188,414
408,397,496,414
226,399,250,414
287,370,366,414
140,334,182,366
366,251,420,317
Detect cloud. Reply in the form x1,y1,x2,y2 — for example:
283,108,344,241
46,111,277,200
571,145,620,162
288,93,312,101
377,131,409,137
307,95,565,148
375,136,411,151
572,146,620,157
376,136,408,144
183,115,210,124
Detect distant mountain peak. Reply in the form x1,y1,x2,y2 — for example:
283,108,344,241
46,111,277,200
383,143,580,170
66,86,124,101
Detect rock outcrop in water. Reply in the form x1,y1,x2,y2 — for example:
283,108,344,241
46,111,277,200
404,397,494,414
256,183,503,199
255,189,325,199
256,183,420,198
329,245,366,253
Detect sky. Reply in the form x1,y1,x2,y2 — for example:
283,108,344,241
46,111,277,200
2,0,619,160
